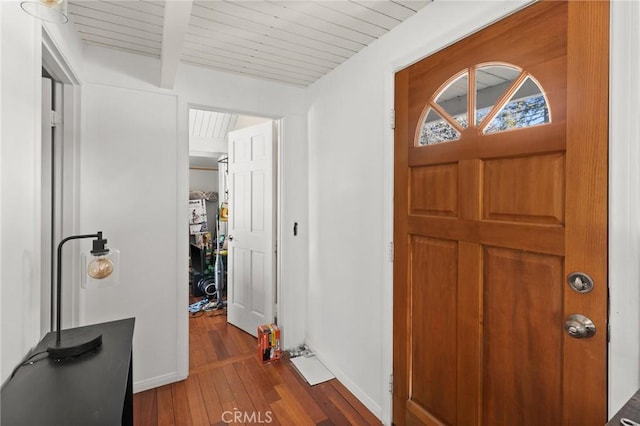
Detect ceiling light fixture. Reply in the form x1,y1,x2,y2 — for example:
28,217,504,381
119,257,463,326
20,0,69,24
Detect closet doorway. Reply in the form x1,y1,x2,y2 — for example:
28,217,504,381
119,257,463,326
188,107,279,340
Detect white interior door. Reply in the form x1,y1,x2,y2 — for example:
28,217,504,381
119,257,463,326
227,121,276,337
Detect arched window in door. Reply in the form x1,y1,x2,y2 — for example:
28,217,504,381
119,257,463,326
416,63,551,146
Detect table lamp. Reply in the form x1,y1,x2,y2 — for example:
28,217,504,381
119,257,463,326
47,231,119,359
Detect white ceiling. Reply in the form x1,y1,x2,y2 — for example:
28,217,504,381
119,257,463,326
188,109,238,169
189,108,238,140
67,0,431,87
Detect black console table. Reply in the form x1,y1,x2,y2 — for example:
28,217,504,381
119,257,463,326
1,318,135,425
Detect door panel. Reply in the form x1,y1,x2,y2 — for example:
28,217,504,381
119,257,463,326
483,153,565,224
410,236,457,425
250,251,266,314
483,247,563,426
252,171,265,230
233,247,250,308
393,2,609,425
410,164,458,217
233,171,251,231
227,121,276,337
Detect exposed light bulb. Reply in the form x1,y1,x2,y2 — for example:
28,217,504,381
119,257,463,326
41,0,64,6
87,256,114,279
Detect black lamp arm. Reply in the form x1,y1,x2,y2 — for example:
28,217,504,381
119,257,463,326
55,232,104,344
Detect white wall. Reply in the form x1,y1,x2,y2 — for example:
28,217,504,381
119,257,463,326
80,83,180,390
82,45,309,390
608,0,640,416
189,135,227,155
0,2,42,384
0,0,85,385
41,9,85,82
235,115,271,131
189,169,218,194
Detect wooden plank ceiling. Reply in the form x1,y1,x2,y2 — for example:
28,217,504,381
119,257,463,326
189,109,238,140
67,0,431,87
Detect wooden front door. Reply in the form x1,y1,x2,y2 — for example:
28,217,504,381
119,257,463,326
393,2,609,425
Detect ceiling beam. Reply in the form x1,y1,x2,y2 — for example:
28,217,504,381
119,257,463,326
160,0,193,89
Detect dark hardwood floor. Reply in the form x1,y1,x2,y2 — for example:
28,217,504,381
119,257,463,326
133,307,382,425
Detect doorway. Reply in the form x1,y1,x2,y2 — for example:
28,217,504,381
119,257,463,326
393,2,609,424
187,107,280,342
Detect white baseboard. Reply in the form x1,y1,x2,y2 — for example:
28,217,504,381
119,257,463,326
304,342,383,422
133,371,186,393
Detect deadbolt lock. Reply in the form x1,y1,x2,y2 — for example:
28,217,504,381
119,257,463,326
567,272,594,293
565,314,596,339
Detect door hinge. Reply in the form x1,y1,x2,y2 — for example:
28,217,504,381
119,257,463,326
50,110,61,127
390,109,396,130
388,374,393,394
388,241,394,262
